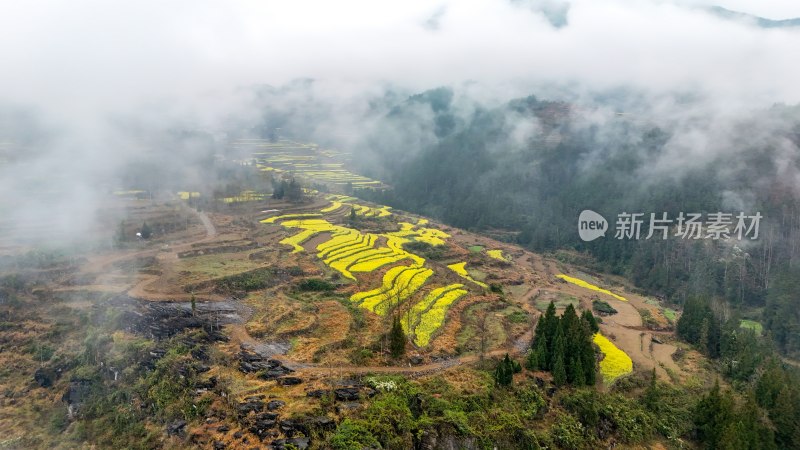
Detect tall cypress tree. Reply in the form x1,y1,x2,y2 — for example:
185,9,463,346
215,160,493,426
553,353,567,386
389,315,405,359
569,356,585,385
494,354,517,387
541,301,558,368
582,309,599,333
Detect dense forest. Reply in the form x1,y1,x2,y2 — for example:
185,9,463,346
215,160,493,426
354,88,800,359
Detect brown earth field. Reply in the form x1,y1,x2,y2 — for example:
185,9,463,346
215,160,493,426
0,191,700,448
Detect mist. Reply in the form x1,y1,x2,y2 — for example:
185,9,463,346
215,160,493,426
1,0,799,247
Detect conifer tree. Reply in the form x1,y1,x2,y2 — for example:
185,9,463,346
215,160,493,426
582,309,599,333
389,315,405,359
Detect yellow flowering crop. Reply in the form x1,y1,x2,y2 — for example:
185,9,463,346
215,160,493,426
320,201,343,213
387,222,450,246
316,231,361,255
323,235,377,263
352,265,433,315
279,229,317,253
177,191,200,200
349,254,411,273
556,274,627,302
411,287,469,347
261,213,322,224
223,190,265,203
403,284,468,346
487,249,509,261
447,262,488,288
593,333,633,385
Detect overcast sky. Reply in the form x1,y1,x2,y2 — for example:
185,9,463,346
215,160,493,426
1,0,799,117
0,0,798,246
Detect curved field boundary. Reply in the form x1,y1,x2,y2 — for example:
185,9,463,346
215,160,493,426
323,235,377,264
351,266,417,303
353,266,433,315
316,231,357,251
593,332,633,385
320,201,343,213
371,268,433,316
412,288,469,347
279,229,318,253
407,284,466,327
318,234,369,259
262,213,322,224
349,254,412,273
557,274,627,302
447,262,488,288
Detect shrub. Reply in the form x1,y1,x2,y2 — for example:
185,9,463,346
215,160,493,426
592,299,617,315
297,278,336,292
330,419,381,450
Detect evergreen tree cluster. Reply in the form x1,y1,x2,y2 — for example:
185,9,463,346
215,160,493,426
526,302,597,386
357,91,800,361
271,176,304,202
493,353,521,387
678,297,800,449
676,296,721,357
693,381,777,450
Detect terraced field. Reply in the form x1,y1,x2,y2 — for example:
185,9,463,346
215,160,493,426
261,201,483,347
232,138,387,190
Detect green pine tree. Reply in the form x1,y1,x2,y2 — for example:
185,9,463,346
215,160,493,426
389,315,405,359
552,353,567,386
140,222,152,239
644,368,658,411
569,356,585,385
582,309,599,333
494,353,516,387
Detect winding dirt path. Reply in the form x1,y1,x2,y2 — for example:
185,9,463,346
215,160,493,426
126,210,223,301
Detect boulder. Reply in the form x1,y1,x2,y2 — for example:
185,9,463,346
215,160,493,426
270,437,309,450
166,420,187,437
266,400,285,411
306,389,329,398
34,368,54,388
334,387,360,401
276,377,302,386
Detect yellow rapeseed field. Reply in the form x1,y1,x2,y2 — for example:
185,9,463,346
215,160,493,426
556,274,627,301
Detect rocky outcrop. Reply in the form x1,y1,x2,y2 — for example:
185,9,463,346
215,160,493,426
61,378,92,419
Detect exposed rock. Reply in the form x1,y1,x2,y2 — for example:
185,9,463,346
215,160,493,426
270,437,309,450
237,399,268,417
276,377,302,386
115,296,236,341
166,420,187,437
216,424,230,433
34,368,54,387
212,441,226,450
61,379,93,419
248,412,279,440
306,389,329,398
238,348,294,378
278,419,302,437
266,400,285,411
304,416,335,432
334,387,360,401
409,355,424,366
